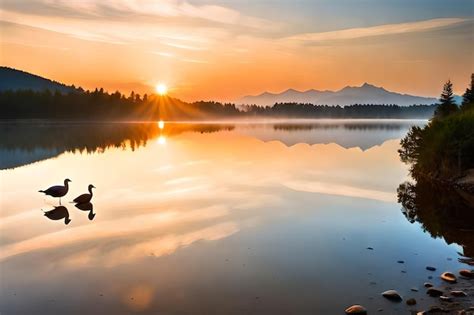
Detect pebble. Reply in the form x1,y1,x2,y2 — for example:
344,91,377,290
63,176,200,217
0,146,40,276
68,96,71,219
459,269,474,279
411,287,419,292
439,295,452,302
451,290,468,297
426,287,444,297
428,305,446,313
406,298,417,305
424,282,433,288
441,272,457,283
397,260,405,264
344,305,367,314
366,247,374,250
382,290,403,301
426,266,436,271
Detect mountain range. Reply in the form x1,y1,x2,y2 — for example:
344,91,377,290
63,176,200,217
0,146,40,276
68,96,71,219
239,83,460,106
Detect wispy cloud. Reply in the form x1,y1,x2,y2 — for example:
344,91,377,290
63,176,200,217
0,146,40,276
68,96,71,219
0,0,275,30
149,50,209,64
163,41,207,51
285,18,467,42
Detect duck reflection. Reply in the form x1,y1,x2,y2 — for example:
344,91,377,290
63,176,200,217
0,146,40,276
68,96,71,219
398,179,474,259
43,205,71,225
75,202,96,220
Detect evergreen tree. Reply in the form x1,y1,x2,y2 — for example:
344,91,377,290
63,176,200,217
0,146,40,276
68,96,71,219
434,80,458,118
461,73,474,111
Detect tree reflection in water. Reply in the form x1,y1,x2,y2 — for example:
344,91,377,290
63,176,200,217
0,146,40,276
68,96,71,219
0,122,234,169
398,179,474,260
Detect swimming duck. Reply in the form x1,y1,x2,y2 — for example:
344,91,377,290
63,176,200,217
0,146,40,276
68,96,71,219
72,184,95,204
39,179,71,205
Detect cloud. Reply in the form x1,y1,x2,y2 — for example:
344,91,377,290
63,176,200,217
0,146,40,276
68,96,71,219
0,0,274,29
285,18,468,42
0,0,279,49
163,41,207,51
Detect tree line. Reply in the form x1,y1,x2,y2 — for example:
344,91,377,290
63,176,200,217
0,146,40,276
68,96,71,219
399,74,474,182
0,87,437,120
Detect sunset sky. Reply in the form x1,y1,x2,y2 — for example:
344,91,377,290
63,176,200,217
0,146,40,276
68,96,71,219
1,0,473,101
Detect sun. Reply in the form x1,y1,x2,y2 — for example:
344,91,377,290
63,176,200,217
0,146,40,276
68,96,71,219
156,84,168,95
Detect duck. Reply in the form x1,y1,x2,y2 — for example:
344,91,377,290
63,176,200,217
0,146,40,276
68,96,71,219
43,206,71,225
39,179,71,205
75,202,96,220
72,184,95,204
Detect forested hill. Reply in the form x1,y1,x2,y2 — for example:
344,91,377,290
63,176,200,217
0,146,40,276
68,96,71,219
0,67,75,93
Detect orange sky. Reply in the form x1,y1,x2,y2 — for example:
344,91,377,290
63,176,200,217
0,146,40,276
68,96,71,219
1,1,473,101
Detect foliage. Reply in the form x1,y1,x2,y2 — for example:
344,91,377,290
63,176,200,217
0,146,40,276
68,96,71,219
0,88,437,120
0,89,241,120
399,75,474,179
461,73,474,111
434,80,458,119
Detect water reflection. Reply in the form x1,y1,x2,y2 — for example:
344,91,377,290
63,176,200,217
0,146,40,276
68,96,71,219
0,120,425,170
2,120,470,314
43,205,71,225
239,119,426,149
0,122,234,169
398,179,474,258
75,202,96,221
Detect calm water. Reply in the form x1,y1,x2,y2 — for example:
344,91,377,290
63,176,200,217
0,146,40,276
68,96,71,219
0,120,472,314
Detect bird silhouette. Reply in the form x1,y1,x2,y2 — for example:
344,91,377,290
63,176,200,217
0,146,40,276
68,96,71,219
75,202,96,220
72,184,95,204
43,206,71,225
39,179,71,205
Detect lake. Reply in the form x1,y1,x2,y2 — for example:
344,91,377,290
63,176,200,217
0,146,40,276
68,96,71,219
0,119,472,314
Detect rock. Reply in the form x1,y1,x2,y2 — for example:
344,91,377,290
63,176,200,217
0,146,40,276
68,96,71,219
366,247,374,250
426,266,436,271
427,305,446,313
451,290,468,297
382,290,403,301
441,272,457,283
424,282,434,288
406,298,417,305
397,260,405,264
459,269,474,279
345,304,367,314
411,287,419,292
426,287,444,297
439,295,452,302
428,276,433,279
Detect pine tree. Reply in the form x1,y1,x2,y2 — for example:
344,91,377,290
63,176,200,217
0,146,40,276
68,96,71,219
461,73,474,111
434,80,458,118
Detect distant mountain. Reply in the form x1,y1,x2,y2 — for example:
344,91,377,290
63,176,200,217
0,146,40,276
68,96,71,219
240,83,447,106
0,67,74,93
